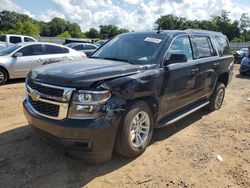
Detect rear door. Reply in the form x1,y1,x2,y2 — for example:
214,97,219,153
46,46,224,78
43,44,70,65
191,35,219,98
11,44,44,77
159,35,201,118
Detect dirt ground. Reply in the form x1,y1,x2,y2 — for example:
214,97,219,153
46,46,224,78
0,64,249,188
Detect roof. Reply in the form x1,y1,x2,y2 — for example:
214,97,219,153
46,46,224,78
120,29,224,37
17,42,69,47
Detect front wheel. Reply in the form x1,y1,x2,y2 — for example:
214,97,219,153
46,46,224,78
115,100,154,158
207,82,225,111
0,68,8,85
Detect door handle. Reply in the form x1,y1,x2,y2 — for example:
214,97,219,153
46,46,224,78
190,68,199,74
214,62,219,67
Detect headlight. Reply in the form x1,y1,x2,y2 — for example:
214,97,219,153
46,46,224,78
68,90,111,119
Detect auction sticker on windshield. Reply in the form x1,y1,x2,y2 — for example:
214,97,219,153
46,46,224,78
144,37,162,44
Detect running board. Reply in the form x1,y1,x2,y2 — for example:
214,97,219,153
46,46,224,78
156,101,209,128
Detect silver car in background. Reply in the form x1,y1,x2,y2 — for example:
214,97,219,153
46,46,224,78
0,42,86,85
65,43,98,57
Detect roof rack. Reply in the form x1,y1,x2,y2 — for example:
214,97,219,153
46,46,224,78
185,29,223,35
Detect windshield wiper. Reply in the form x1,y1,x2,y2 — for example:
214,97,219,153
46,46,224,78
90,56,129,62
102,57,129,62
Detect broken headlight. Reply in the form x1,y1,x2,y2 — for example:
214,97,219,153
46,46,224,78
68,90,111,119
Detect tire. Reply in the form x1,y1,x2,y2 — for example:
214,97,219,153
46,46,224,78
0,68,8,85
115,100,154,158
207,82,225,111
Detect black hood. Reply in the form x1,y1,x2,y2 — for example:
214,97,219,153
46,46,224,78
28,58,147,88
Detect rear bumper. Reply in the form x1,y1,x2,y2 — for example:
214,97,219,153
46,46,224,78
23,100,120,163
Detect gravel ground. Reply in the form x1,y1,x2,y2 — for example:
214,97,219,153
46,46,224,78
0,64,249,188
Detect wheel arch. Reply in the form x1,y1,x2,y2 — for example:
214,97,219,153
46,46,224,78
217,72,229,87
127,96,158,121
0,65,9,79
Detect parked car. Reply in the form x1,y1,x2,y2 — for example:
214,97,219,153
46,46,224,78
0,42,86,85
94,39,108,47
233,48,248,64
65,43,98,57
23,30,234,162
240,51,250,75
0,34,37,50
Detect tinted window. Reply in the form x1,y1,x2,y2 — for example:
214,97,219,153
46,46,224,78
10,36,22,44
45,45,69,54
62,47,69,53
73,45,84,51
89,44,97,49
85,44,93,50
18,44,43,56
0,35,6,42
24,37,36,42
215,36,230,56
192,36,214,58
168,36,193,61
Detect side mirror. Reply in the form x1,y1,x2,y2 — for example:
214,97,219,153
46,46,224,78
13,52,22,58
164,54,187,65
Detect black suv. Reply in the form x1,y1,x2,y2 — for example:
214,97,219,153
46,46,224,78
23,30,234,162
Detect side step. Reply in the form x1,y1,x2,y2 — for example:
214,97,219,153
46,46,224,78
155,100,209,128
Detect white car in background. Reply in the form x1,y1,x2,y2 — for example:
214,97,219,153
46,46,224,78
0,42,86,85
0,34,37,50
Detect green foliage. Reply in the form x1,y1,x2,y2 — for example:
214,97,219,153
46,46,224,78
86,28,100,38
57,31,71,38
0,10,249,42
99,25,129,38
155,11,249,42
21,21,40,36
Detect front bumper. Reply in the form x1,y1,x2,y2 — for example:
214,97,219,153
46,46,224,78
23,100,120,163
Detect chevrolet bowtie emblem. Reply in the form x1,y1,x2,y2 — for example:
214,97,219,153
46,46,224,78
30,90,40,101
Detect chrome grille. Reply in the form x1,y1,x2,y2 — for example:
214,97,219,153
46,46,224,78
28,96,60,117
27,79,64,97
26,79,74,120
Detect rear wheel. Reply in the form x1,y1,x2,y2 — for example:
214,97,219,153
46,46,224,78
115,100,154,158
0,68,8,85
207,82,225,111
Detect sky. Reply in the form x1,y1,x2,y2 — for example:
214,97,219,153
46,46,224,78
0,0,249,31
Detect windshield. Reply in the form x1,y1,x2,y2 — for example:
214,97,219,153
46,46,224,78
0,45,21,56
92,35,166,64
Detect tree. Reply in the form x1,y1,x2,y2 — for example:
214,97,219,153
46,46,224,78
118,28,129,34
86,28,100,38
67,23,84,38
99,25,129,38
239,13,250,33
57,31,71,38
48,17,67,37
211,10,240,41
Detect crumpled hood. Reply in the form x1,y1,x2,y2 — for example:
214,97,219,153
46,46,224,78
28,58,147,88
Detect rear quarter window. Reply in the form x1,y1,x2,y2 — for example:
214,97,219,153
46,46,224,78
215,36,230,56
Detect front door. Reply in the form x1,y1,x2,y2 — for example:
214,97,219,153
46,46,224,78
159,35,201,119
11,44,44,77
